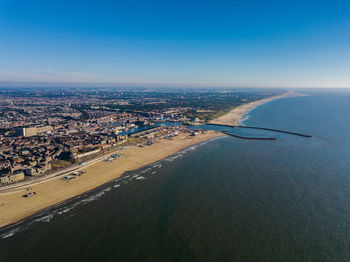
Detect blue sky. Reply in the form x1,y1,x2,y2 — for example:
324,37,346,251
0,0,349,87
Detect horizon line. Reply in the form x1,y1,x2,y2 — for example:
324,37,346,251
0,81,349,89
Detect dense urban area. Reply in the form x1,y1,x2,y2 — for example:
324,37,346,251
0,87,282,186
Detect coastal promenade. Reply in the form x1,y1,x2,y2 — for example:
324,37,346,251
0,147,128,194
0,131,222,229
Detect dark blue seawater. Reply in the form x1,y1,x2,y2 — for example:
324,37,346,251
1,90,350,261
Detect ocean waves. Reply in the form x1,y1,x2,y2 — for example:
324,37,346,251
0,137,213,240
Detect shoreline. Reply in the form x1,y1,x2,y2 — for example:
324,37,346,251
0,131,223,230
210,91,302,126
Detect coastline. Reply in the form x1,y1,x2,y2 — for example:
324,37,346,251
210,91,301,126
0,131,223,229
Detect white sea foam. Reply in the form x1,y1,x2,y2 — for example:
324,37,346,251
80,187,111,204
238,100,271,125
0,136,219,239
34,214,53,223
57,207,73,215
238,114,250,125
140,168,151,174
165,153,182,162
0,185,119,239
1,231,14,239
187,145,198,151
152,163,162,169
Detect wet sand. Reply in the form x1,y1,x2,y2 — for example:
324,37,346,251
210,92,299,126
0,131,222,229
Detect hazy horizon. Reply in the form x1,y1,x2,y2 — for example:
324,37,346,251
0,81,349,90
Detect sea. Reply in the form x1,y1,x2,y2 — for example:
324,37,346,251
1,89,350,262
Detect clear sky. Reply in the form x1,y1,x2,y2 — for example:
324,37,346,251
0,0,349,88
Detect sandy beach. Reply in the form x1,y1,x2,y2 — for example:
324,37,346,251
0,131,222,229
0,92,299,229
210,92,298,126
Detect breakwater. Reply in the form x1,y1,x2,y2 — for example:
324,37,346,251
203,122,312,138
221,131,276,140
236,125,312,138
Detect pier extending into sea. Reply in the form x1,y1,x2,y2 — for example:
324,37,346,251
201,122,312,140
236,125,312,138
221,131,276,140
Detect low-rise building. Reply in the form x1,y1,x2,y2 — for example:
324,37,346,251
0,171,25,185
9,171,25,183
